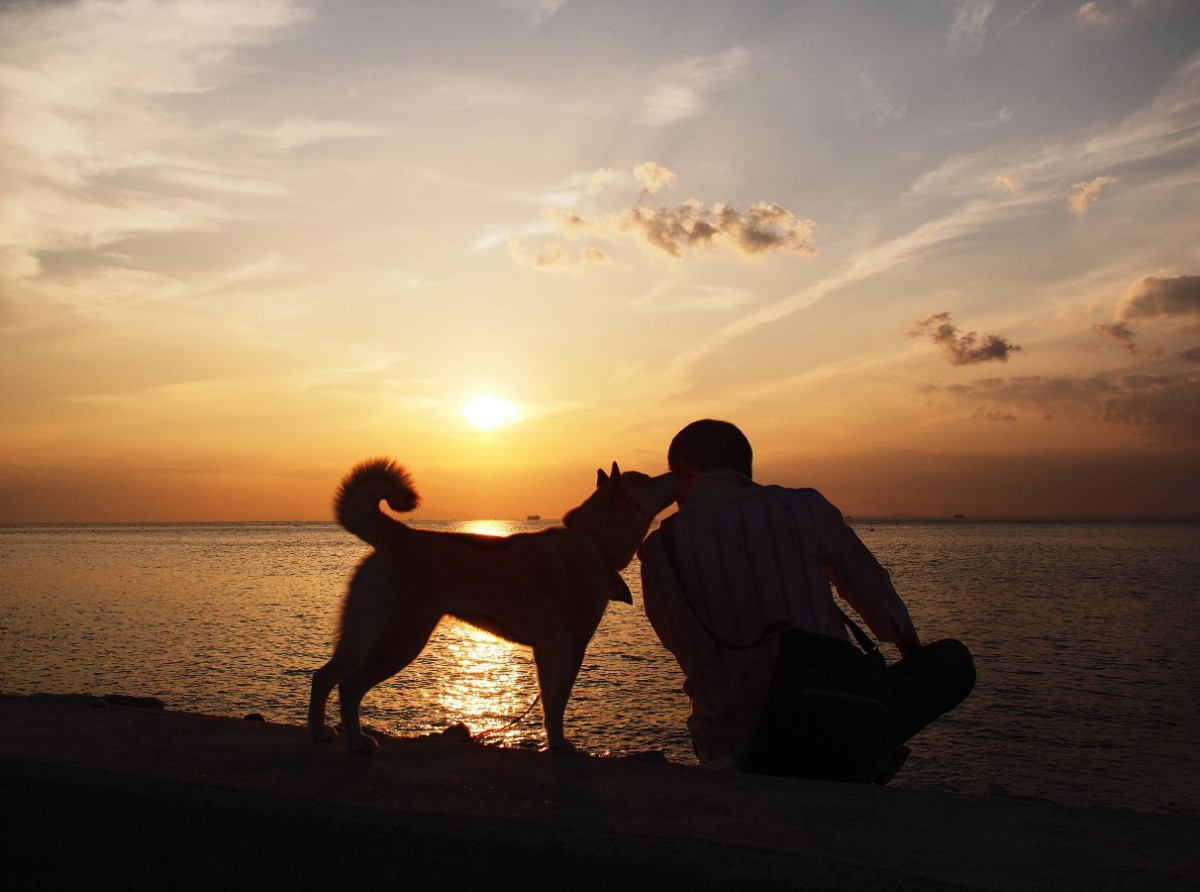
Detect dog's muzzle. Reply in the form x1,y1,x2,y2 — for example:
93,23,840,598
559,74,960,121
633,472,681,517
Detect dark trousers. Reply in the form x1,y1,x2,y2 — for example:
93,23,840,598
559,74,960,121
871,638,976,757
740,637,975,781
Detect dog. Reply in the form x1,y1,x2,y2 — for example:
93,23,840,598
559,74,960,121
308,458,679,753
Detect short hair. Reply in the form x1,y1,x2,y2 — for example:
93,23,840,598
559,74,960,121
667,419,753,478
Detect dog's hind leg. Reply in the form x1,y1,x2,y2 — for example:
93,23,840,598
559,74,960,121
338,609,441,754
308,575,385,743
308,648,355,742
533,636,591,754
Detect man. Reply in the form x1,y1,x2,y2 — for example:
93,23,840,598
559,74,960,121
639,419,975,781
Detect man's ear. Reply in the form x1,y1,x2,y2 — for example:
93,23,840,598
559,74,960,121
596,468,609,487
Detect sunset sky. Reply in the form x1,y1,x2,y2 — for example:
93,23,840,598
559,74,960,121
2,0,1198,522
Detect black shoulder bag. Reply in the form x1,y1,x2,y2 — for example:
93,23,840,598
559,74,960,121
660,523,889,782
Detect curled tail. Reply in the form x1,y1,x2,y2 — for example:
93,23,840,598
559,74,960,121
335,458,420,546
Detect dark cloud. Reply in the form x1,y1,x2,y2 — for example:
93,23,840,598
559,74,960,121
928,369,1200,443
971,407,1018,422
909,312,1023,365
1117,274,1200,322
939,375,1115,420
1101,373,1200,434
1100,274,1200,351
1182,346,1200,363
758,448,1200,518
1098,321,1137,352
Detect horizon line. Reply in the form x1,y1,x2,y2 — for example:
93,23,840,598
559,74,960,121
3,514,1199,528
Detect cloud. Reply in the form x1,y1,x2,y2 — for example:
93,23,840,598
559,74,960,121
0,0,307,276
489,0,569,26
928,368,1200,442
990,172,1025,193
1078,2,1116,26
653,21,1199,395
1100,274,1200,350
1101,371,1200,435
512,168,621,207
251,117,380,150
972,407,1018,422
633,162,677,198
416,73,533,112
1076,0,1176,29
1098,321,1138,351
639,46,750,126
511,165,815,268
948,0,996,56
1068,175,1119,215
507,239,607,270
966,106,1014,132
631,282,755,314
1116,274,1200,322
587,168,616,196
912,49,1199,209
619,200,815,259
910,312,1023,365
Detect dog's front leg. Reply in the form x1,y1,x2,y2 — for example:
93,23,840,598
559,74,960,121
534,640,588,753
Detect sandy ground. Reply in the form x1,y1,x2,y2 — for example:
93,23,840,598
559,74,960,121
2,693,1195,891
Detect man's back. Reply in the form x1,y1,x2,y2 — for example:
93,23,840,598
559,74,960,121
640,470,913,765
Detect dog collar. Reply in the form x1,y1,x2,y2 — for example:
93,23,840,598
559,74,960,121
566,523,634,604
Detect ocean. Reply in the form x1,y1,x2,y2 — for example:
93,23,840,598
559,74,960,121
1,518,1197,816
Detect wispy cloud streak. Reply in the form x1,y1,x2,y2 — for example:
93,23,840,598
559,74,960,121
639,46,750,126
657,50,1200,384
0,0,308,278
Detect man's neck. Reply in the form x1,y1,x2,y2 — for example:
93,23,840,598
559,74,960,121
681,469,756,510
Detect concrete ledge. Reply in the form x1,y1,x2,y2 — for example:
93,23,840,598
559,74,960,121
2,695,1195,891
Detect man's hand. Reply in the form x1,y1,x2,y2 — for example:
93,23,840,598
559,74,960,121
894,621,923,660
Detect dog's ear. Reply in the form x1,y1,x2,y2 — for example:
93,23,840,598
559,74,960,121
596,467,609,487
610,461,621,481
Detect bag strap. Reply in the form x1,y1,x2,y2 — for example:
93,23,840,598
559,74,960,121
660,520,878,655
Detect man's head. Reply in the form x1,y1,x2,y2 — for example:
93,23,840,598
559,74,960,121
668,419,753,480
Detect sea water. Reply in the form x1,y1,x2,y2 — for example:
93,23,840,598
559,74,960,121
1,518,1197,816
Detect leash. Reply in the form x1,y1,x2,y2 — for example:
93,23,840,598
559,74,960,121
471,693,541,741
660,520,879,655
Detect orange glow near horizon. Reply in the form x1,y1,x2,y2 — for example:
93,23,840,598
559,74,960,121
1,2,1197,522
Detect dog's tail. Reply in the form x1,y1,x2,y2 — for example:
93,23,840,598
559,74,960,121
335,457,420,546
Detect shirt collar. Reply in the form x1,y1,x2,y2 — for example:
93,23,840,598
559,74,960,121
681,469,758,510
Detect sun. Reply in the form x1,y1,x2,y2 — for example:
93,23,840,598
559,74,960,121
461,394,520,431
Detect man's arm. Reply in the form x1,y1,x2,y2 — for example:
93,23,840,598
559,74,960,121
638,531,678,654
892,618,923,660
802,489,919,649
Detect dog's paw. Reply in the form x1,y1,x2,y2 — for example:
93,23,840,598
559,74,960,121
309,724,340,743
349,734,379,755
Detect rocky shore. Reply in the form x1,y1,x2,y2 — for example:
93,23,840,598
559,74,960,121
2,693,1195,891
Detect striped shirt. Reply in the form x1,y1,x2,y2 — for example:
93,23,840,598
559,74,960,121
638,470,915,766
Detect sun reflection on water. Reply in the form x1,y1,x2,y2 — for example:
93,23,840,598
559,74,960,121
456,518,522,537
434,621,539,746
372,518,545,747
